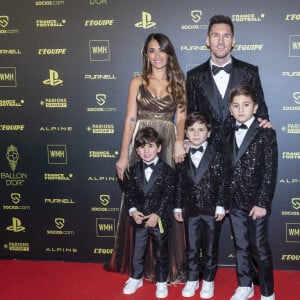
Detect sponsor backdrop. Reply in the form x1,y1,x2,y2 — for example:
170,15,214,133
0,0,299,270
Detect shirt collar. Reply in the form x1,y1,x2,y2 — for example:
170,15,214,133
190,141,208,152
210,58,232,68
143,156,159,166
236,116,255,128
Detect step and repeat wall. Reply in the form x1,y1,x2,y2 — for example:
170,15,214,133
0,0,299,270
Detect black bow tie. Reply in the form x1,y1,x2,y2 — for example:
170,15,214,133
212,63,232,75
235,123,248,131
143,162,155,170
190,146,204,154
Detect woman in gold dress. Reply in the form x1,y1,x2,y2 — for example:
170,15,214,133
105,33,187,283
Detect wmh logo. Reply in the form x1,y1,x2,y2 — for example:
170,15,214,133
96,218,115,237
289,35,300,57
286,223,300,242
89,40,110,61
0,67,17,87
47,144,67,164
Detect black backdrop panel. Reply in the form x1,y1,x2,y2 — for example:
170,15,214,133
0,0,300,270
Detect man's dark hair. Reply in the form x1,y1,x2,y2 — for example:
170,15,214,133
134,127,162,148
208,15,234,36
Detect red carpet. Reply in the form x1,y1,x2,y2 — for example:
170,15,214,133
0,260,298,299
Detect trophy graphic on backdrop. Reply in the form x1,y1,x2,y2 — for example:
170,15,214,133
6,145,19,172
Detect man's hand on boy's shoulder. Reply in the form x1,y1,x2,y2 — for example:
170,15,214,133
257,117,274,129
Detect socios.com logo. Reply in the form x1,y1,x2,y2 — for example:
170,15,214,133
191,10,202,23
55,218,65,229
0,16,9,28
292,198,300,210
96,94,106,106
293,92,300,104
99,194,110,206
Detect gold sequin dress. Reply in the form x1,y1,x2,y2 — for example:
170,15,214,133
104,84,186,283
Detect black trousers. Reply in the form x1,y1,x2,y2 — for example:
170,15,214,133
131,226,169,282
230,206,274,297
185,214,222,282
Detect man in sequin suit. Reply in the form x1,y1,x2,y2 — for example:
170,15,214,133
186,15,270,151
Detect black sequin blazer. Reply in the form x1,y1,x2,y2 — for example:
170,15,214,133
175,144,225,217
224,119,278,213
124,159,176,229
186,56,269,150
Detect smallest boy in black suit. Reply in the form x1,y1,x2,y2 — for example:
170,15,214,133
174,112,226,299
225,84,278,300
122,127,176,299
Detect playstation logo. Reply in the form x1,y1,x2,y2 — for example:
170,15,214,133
6,217,26,232
135,11,156,29
43,69,63,86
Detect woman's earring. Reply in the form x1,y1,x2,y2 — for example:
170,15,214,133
147,59,150,70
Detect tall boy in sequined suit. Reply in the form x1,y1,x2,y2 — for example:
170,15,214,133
225,85,278,300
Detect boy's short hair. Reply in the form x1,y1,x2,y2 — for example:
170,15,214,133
134,127,162,148
185,112,212,131
229,84,258,105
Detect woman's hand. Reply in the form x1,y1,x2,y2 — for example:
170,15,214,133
173,139,186,163
116,157,129,180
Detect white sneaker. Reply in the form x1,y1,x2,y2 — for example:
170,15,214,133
182,280,199,297
230,286,254,300
261,293,275,300
200,280,214,299
123,277,143,294
156,282,168,298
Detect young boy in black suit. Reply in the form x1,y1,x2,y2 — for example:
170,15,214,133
122,127,176,299
174,112,226,299
225,84,278,300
